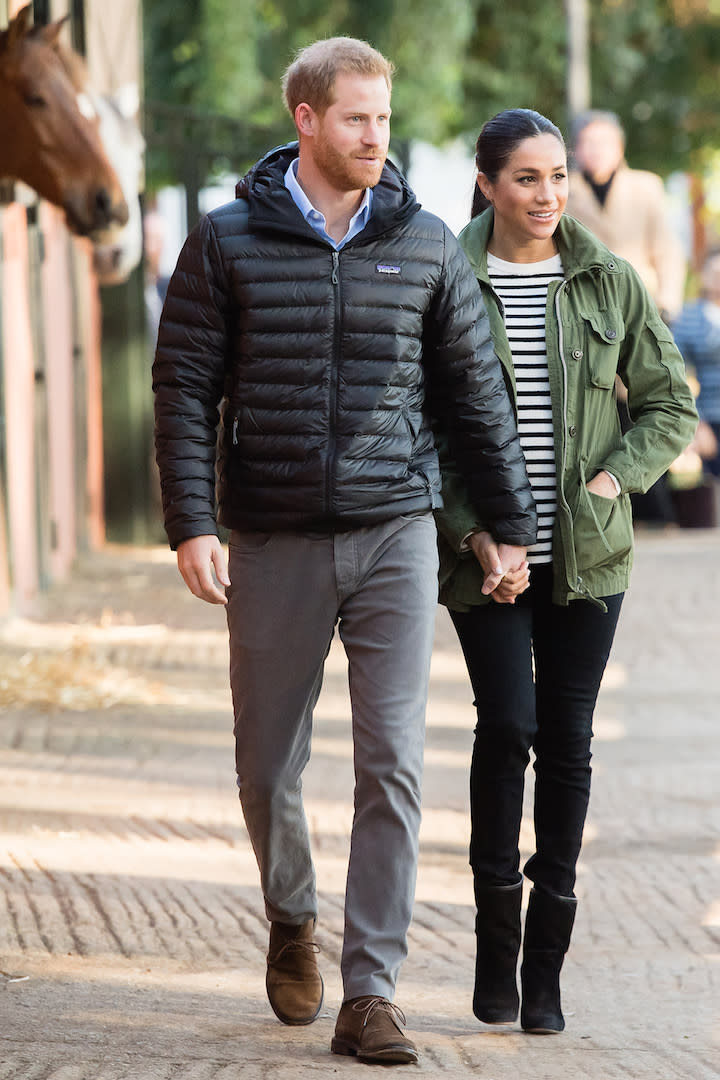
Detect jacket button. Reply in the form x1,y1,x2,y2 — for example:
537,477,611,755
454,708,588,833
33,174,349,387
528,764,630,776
607,260,617,270
569,425,577,437
572,348,583,360
605,328,617,340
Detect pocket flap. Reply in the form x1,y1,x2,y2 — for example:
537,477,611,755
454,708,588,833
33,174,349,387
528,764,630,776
581,308,625,388
582,308,625,345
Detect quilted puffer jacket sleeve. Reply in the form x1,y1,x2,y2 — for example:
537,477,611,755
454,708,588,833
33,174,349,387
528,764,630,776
425,228,537,547
152,215,230,549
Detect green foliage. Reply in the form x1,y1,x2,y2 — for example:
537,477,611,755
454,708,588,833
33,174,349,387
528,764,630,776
458,1,567,141
144,0,277,188
456,0,720,176
144,0,205,107
349,0,475,144
144,0,720,189
143,0,476,187
201,0,264,115
585,0,720,173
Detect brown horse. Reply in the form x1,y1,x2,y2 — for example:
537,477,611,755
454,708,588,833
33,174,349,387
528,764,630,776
0,6,127,237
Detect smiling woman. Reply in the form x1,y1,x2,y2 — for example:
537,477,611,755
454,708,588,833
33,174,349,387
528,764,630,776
435,106,698,1040
477,134,569,261
0,5,127,237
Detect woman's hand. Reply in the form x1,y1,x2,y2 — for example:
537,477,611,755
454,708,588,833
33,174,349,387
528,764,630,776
586,470,619,499
468,531,530,604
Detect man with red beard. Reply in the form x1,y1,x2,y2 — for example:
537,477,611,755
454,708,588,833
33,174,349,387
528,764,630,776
153,37,536,1064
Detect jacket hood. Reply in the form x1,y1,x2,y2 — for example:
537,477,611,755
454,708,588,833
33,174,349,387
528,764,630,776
235,141,297,200
459,209,625,282
234,141,421,238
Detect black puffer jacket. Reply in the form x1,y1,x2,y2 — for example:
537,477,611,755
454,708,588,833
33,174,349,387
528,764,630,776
153,144,536,549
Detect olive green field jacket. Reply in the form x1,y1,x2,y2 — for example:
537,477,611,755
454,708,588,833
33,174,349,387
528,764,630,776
436,211,699,610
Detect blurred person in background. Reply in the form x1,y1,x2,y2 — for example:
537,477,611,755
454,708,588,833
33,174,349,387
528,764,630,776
153,37,535,1066
568,110,686,323
436,108,697,1037
673,250,720,479
142,195,167,346
567,110,688,526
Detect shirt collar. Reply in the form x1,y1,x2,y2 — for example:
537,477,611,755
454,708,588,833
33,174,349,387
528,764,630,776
284,158,372,239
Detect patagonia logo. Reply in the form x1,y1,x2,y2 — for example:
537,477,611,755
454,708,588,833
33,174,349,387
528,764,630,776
376,263,402,275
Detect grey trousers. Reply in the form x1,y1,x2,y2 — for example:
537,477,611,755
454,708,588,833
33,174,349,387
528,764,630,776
226,513,438,1001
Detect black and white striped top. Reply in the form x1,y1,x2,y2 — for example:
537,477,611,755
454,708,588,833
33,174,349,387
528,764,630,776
487,252,564,565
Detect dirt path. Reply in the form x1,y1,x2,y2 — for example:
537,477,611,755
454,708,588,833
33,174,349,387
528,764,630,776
1,534,718,1078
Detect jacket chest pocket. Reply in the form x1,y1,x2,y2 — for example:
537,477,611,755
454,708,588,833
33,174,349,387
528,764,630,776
580,308,625,389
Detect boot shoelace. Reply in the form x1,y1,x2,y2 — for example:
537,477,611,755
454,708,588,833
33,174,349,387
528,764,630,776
270,938,321,962
352,996,407,1031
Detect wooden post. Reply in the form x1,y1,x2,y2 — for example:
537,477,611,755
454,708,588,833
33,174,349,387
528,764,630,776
688,172,706,274
565,0,591,133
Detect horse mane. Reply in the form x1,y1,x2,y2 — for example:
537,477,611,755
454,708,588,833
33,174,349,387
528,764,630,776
0,8,87,92
0,7,68,55
54,40,88,94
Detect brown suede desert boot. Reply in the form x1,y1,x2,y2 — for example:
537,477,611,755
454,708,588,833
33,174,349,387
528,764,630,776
331,996,419,1064
266,919,323,1025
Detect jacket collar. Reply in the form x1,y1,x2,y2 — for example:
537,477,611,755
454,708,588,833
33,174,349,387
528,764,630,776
458,208,620,283
235,141,420,242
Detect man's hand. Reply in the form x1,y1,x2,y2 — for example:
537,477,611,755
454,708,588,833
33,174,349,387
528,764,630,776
586,470,619,499
468,531,530,604
177,534,230,605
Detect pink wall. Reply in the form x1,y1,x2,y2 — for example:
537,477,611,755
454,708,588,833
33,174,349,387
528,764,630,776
85,259,106,551
71,237,106,553
1,203,39,610
40,202,77,582
0,0,130,614
0,203,106,616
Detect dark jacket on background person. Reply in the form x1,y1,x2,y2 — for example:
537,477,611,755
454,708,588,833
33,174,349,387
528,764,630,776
672,300,720,425
153,144,536,550
436,210,698,610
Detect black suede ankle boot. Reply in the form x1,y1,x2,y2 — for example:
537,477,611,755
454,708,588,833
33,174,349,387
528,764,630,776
472,879,523,1024
520,886,577,1033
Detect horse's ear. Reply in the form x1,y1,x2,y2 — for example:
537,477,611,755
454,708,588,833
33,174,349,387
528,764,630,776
6,5,33,48
36,14,71,49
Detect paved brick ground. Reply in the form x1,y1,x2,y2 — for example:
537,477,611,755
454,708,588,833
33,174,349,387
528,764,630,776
1,531,718,1078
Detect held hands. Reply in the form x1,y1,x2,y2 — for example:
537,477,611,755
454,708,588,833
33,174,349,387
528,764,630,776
469,531,530,605
467,474,616,605
177,534,230,605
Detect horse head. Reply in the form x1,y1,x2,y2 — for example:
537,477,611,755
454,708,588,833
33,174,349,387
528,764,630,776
0,6,128,237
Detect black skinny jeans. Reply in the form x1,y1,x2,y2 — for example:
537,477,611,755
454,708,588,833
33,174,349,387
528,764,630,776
450,564,623,898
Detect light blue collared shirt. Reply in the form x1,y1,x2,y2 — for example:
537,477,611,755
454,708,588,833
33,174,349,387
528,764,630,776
284,159,372,249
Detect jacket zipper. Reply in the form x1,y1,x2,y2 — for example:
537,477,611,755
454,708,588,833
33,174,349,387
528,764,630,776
327,250,341,515
554,282,569,485
553,280,582,595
